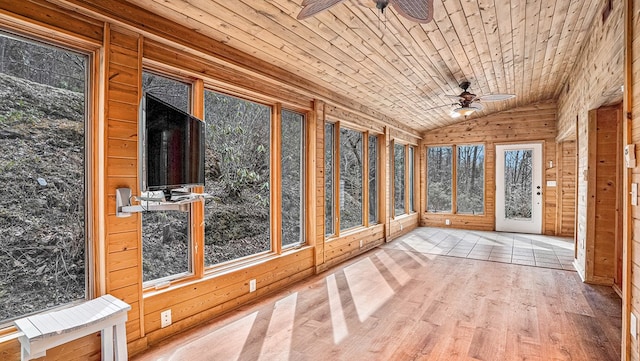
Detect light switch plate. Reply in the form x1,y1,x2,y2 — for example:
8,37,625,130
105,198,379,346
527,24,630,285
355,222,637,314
631,313,638,339
632,183,638,206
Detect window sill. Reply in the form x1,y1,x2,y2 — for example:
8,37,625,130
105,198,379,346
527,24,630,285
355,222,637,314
142,245,314,298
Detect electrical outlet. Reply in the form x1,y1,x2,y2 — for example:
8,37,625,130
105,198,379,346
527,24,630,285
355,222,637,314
160,309,172,328
249,279,257,293
359,240,363,248
445,219,451,225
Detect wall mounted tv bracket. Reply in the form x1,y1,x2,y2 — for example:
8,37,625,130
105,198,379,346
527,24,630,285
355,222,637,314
115,188,210,217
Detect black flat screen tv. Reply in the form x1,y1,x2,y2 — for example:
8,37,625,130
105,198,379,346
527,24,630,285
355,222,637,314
139,93,205,193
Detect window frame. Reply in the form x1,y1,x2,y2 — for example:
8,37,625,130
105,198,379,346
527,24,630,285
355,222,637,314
0,27,98,325
140,69,196,289
392,141,417,218
425,143,486,215
455,144,486,215
324,121,380,238
135,71,311,288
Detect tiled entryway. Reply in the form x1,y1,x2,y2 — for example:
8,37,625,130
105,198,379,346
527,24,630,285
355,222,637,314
383,227,575,270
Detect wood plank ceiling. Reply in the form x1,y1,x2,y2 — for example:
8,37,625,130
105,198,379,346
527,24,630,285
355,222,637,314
124,0,602,133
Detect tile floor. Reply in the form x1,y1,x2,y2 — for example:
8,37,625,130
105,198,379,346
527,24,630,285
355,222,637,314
383,227,576,271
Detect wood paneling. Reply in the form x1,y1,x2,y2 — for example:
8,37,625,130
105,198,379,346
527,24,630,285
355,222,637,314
627,0,638,358
420,101,558,233
585,105,622,286
106,0,602,133
557,140,576,237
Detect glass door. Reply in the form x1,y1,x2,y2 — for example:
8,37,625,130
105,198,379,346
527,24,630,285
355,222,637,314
495,143,543,233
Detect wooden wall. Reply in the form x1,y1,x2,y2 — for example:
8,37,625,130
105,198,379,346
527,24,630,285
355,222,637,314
556,0,624,283
556,140,576,237
0,1,420,359
586,105,622,285
627,0,639,358
420,101,558,234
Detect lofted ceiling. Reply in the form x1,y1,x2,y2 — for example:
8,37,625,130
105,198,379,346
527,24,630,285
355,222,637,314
123,0,602,132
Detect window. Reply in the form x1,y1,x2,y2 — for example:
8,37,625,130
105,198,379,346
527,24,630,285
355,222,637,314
0,32,88,324
325,123,335,236
427,146,453,212
409,146,415,213
427,145,485,215
394,143,406,216
368,135,378,224
141,71,191,284
203,90,271,266
339,128,363,230
281,110,304,247
456,145,485,214
325,124,377,236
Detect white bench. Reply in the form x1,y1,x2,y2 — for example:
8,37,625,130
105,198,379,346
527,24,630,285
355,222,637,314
13,294,131,361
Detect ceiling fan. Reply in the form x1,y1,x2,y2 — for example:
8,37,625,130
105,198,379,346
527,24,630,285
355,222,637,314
297,0,434,23
442,81,515,118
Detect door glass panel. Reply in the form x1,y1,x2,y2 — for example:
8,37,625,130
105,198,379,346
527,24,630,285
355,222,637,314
504,149,533,220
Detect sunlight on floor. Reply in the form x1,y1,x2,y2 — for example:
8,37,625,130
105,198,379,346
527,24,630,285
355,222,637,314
164,311,258,361
326,274,349,344
375,250,411,286
344,257,394,322
259,293,298,361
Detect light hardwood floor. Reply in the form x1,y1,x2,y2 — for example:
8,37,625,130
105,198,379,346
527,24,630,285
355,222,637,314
133,228,621,361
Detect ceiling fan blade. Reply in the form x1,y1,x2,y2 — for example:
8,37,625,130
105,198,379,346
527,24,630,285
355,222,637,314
469,102,484,111
390,0,433,23
297,0,347,20
477,93,516,102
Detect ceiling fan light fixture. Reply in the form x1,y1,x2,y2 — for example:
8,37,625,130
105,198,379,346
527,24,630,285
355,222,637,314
451,106,476,117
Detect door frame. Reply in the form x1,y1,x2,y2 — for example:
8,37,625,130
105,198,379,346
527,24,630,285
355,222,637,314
495,142,544,234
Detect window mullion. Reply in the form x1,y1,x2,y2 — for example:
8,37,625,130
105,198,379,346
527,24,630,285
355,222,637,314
363,133,370,227
191,79,205,278
334,122,341,235
272,103,283,254
452,145,458,214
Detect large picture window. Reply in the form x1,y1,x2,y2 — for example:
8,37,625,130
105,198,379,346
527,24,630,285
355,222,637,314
339,128,363,230
394,143,406,216
325,124,378,236
281,110,304,248
427,145,485,214
427,146,453,212
141,72,192,284
0,33,88,323
368,134,378,224
325,123,335,236
456,145,485,214
203,90,271,266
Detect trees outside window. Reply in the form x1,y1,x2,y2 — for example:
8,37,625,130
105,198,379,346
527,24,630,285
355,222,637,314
368,135,378,224
325,123,335,236
409,146,415,213
504,149,532,219
281,110,304,247
427,146,453,212
427,145,485,215
456,145,485,214
0,33,87,324
141,72,191,284
394,143,406,216
203,90,271,266
325,124,378,236
339,128,363,230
